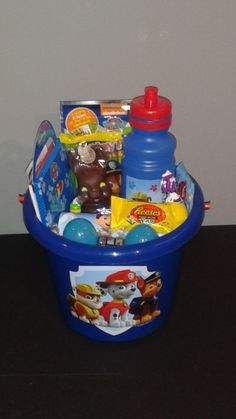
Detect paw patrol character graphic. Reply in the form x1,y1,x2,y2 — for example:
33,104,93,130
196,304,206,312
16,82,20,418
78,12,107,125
67,284,107,326
95,213,111,237
103,116,125,132
129,272,162,324
97,270,138,328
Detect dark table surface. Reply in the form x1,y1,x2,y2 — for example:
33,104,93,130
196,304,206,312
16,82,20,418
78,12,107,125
0,226,235,419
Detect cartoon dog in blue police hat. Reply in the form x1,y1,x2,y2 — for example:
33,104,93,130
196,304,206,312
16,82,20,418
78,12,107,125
129,271,162,324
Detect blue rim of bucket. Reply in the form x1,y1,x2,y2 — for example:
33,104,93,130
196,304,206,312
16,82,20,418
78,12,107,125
23,178,204,264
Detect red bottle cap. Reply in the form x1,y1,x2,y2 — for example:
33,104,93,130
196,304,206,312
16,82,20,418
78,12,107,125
129,86,172,130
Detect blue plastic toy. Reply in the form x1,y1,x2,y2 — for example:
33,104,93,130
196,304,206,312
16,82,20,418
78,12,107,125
124,224,159,245
63,218,98,245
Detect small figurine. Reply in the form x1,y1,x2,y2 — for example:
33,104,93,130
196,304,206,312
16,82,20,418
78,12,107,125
160,170,177,195
69,143,112,213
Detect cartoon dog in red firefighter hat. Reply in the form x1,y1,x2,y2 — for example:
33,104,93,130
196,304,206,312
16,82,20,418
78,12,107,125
96,269,138,328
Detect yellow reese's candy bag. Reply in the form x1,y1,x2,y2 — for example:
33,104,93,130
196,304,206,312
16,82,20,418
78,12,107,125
111,196,188,235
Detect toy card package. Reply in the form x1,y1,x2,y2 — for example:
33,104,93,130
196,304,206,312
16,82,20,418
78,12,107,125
59,100,131,200
31,120,76,226
60,100,131,136
59,100,131,165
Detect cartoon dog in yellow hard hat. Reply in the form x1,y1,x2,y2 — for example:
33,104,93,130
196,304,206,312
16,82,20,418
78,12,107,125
67,283,108,326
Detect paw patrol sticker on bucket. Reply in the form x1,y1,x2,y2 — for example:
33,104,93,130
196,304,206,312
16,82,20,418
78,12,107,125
67,266,162,336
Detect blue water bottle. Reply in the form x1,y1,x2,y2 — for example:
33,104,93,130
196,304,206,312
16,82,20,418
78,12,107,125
121,86,176,203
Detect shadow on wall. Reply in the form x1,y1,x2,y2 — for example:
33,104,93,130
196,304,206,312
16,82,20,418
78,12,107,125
0,139,33,233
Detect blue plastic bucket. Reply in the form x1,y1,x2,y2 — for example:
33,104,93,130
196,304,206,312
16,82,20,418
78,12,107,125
23,178,204,342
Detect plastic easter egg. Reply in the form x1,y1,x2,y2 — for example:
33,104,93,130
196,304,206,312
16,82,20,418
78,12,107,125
124,224,158,245
63,218,98,245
